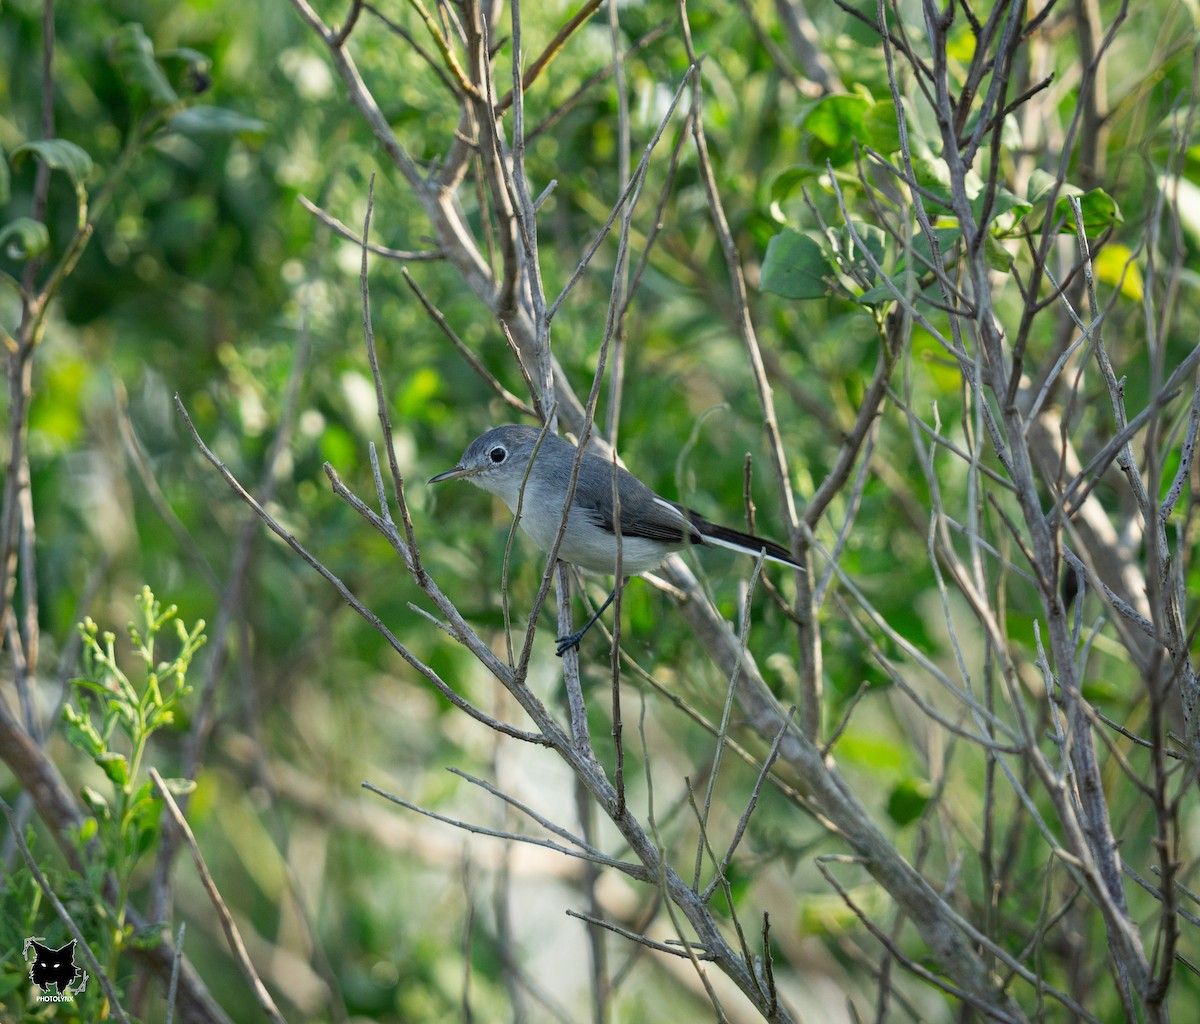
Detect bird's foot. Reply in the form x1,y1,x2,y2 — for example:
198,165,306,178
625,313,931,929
555,631,585,657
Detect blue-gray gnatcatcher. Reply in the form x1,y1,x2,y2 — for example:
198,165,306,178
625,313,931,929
430,424,803,655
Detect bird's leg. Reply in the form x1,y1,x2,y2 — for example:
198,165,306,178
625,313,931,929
555,579,625,657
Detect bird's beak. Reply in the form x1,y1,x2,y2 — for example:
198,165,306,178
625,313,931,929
428,464,477,484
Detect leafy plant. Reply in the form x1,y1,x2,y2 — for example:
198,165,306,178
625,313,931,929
63,587,204,986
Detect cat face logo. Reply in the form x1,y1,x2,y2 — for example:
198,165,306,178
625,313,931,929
24,937,89,998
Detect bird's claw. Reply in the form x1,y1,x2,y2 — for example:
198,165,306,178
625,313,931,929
555,632,584,657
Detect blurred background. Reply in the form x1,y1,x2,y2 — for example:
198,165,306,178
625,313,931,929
2,0,1198,1020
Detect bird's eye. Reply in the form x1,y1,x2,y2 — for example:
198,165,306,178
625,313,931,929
488,446,507,464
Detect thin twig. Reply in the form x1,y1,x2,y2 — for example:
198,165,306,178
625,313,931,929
150,770,287,1024
702,706,794,902
298,195,443,261
565,910,718,960
358,176,426,580
362,780,649,878
401,267,536,417
165,922,186,1024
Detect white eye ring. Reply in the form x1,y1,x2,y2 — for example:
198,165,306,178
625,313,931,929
488,445,507,464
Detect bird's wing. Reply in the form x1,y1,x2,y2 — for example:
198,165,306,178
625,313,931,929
574,459,801,568
574,459,703,544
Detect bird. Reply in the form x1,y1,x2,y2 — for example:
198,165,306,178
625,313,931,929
430,424,803,655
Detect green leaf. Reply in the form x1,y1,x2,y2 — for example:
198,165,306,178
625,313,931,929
769,166,815,206
1026,173,1122,234
109,24,178,109
133,821,161,858
886,778,932,826
861,100,902,154
801,94,870,167
911,156,958,211
10,139,94,189
80,786,110,820
166,106,268,138
856,282,897,306
62,705,105,757
97,751,130,787
0,218,50,260
159,777,197,796
984,232,1014,271
129,778,158,809
1027,168,1073,205
1063,188,1122,234
761,230,829,300
78,816,98,843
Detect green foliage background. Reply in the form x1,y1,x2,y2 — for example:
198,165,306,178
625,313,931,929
2,0,1199,1020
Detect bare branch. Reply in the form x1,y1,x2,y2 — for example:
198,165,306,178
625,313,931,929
150,770,288,1024
362,780,649,879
